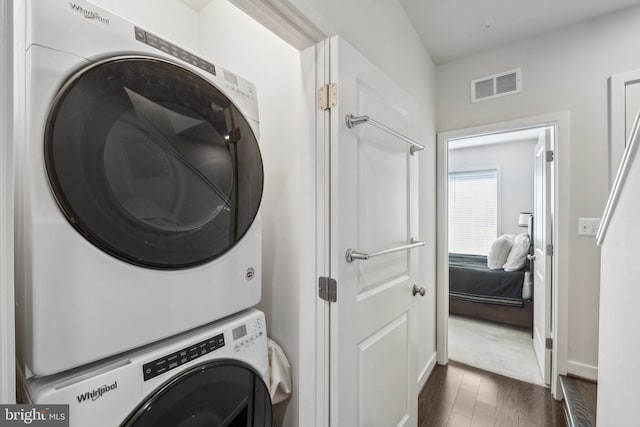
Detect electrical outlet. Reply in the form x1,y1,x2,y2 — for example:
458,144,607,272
578,218,601,236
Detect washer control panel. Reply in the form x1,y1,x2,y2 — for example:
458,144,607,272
232,317,264,353
142,333,225,381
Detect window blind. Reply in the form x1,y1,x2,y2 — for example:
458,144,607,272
448,169,497,255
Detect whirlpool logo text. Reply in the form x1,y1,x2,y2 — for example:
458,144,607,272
69,3,110,25
75,381,118,404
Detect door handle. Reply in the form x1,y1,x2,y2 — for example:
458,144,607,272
527,254,536,261
412,284,426,297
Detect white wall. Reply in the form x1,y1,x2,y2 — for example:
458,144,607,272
204,1,438,425
214,2,438,425
291,0,435,111
1,0,15,404
597,147,640,425
436,5,640,378
197,2,438,426
18,0,436,422
196,2,305,426
17,0,306,419
291,0,439,390
10,0,436,424
449,140,536,238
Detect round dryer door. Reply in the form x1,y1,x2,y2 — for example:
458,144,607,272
45,56,263,269
121,360,272,427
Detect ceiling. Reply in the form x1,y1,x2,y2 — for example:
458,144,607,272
399,0,640,65
179,0,212,11
179,0,640,64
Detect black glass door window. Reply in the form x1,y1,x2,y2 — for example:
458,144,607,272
45,56,263,269
121,361,272,427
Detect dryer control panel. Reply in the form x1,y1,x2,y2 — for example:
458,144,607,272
142,333,225,381
134,27,217,76
133,27,257,103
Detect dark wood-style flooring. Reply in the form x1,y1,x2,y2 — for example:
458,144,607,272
418,361,566,427
559,375,597,427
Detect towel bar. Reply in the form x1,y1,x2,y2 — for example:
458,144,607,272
345,114,425,155
345,238,425,263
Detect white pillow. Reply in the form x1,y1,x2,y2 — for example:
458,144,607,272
503,233,530,271
487,234,514,270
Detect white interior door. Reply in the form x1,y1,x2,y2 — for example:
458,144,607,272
326,36,421,427
533,128,553,385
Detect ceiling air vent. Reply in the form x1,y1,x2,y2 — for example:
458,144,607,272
471,68,521,102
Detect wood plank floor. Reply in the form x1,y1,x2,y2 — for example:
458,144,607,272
418,361,566,427
559,375,597,427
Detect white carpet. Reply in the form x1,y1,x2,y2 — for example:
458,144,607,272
448,314,544,385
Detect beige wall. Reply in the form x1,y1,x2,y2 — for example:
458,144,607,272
437,5,640,376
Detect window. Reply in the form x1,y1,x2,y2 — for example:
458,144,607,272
448,169,498,255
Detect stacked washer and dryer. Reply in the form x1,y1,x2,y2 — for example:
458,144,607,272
14,0,272,425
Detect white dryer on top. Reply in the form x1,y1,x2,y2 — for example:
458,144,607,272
15,0,264,377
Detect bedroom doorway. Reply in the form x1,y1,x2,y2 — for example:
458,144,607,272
436,113,569,398
447,128,542,384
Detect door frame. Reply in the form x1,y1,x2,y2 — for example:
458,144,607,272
311,38,330,427
608,69,640,185
0,0,16,404
436,112,570,399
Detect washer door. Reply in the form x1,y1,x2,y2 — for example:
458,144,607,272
45,56,263,269
121,360,272,427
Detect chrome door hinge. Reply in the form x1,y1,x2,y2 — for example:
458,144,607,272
318,83,337,110
318,276,337,302
546,338,553,350
546,150,554,162
546,244,554,256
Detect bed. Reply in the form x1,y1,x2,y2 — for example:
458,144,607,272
449,253,533,331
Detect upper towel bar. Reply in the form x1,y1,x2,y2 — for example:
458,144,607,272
345,114,425,155
345,238,425,263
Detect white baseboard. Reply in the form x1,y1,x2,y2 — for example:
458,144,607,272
567,360,598,381
418,351,437,392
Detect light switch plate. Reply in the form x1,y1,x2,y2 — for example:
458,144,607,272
578,218,601,236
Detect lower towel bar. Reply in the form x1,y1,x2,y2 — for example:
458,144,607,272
345,238,425,263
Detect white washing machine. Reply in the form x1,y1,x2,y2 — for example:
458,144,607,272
19,309,272,427
15,0,264,377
